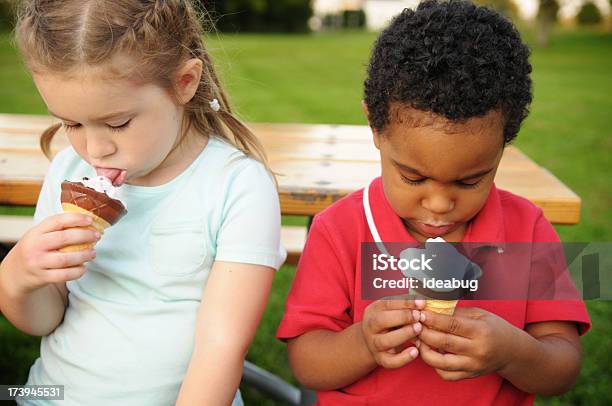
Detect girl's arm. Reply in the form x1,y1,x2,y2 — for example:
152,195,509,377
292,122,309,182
176,260,275,406
0,213,96,336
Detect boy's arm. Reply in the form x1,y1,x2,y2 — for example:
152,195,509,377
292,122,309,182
497,320,581,396
176,261,275,406
287,323,378,391
418,308,582,396
287,299,423,391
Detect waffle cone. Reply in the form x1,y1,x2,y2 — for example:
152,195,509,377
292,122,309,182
58,203,110,252
425,299,458,315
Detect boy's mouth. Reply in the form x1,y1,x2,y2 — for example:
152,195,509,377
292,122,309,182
415,221,455,237
95,167,128,187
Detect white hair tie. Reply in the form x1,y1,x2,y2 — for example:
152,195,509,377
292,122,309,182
209,98,220,112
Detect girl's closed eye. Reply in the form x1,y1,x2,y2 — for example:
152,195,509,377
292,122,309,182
108,119,132,132
62,119,132,133
62,122,81,132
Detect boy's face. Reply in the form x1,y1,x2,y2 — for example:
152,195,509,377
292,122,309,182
371,105,505,243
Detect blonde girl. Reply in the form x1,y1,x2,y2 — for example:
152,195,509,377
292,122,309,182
0,1,285,405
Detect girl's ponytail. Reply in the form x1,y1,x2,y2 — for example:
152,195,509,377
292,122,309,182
40,123,62,160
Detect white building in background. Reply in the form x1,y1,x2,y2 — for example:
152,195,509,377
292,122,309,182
312,0,610,31
362,0,420,30
312,0,364,14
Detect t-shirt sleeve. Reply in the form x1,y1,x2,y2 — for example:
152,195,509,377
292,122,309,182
276,215,353,341
214,158,286,270
33,148,69,225
525,211,591,335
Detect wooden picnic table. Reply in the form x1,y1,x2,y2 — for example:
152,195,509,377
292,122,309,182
0,113,581,224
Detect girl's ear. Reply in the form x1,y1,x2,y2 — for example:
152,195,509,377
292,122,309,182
174,58,203,105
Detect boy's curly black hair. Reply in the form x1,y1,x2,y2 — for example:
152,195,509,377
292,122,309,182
364,0,532,144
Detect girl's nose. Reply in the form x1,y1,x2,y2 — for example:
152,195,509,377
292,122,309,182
421,193,455,214
86,130,116,160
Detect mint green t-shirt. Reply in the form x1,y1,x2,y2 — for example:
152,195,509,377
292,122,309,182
18,136,286,405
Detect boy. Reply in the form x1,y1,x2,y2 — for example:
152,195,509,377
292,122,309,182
276,1,590,404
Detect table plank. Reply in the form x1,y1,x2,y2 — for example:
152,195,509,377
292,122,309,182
0,114,581,224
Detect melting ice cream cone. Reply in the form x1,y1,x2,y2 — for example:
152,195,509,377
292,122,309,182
59,177,127,252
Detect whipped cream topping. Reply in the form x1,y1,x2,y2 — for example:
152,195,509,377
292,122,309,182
80,176,127,208
426,237,446,243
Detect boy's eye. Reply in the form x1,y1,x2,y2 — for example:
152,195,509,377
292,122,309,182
400,175,426,186
456,179,484,189
400,173,484,189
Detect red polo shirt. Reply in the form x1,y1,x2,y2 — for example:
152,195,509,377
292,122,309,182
276,177,590,405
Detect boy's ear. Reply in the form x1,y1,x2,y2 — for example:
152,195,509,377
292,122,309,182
362,100,382,150
361,100,370,123
174,58,203,105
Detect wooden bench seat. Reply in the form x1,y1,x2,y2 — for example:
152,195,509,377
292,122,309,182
0,113,581,224
0,215,307,265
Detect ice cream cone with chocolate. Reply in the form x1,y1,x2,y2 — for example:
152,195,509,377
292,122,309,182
59,176,127,252
402,237,482,316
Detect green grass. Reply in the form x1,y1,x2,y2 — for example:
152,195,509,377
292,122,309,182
1,27,611,405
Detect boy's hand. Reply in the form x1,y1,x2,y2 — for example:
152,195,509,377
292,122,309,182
4,213,99,294
361,298,425,369
417,307,518,381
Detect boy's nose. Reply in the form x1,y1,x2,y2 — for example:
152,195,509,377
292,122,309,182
421,194,454,214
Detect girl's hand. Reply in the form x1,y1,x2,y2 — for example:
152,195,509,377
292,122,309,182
417,307,518,381
360,298,425,369
6,213,99,294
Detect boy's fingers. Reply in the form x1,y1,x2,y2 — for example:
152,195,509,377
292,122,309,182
42,228,100,251
376,299,425,311
419,325,472,355
43,250,96,270
372,323,421,352
418,341,472,372
38,213,93,234
370,309,420,332
378,345,419,369
434,369,475,382
420,310,477,338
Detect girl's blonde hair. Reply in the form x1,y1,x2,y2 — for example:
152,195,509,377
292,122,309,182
14,0,270,173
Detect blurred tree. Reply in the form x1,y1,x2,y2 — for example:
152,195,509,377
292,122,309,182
342,9,367,29
475,0,520,20
0,0,17,31
536,0,559,47
577,2,603,24
200,0,312,33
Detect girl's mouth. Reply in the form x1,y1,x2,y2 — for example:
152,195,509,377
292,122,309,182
95,167,128,187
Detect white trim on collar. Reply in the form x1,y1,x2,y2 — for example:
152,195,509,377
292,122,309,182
363,179,389,255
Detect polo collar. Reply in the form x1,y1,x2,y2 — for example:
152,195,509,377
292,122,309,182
364,177,505,249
